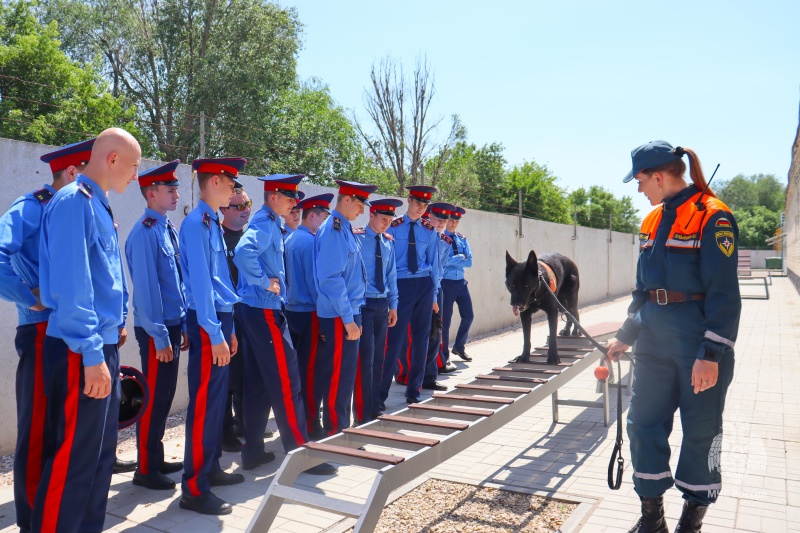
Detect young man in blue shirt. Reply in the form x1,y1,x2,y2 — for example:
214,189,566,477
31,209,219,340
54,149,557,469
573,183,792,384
179,158,244,515
35,128,140,532
441,207,474,364
125,160,188,491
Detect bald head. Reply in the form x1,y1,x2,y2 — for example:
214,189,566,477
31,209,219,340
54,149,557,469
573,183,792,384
83,128,142,194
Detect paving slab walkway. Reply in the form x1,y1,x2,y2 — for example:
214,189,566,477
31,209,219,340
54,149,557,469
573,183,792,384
0,276,796,532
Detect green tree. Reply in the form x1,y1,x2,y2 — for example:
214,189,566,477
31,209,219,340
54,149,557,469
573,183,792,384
568,185,639,233
423,141,481,208
474,142,507,212
715,173,785,212
735,205,781,248
504,161,571,224
0,0,140,146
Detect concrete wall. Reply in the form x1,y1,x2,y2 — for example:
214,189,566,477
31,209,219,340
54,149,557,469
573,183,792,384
0,137,638,454
785,111,800,292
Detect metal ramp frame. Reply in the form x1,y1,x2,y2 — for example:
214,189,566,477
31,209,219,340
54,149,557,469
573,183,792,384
246,321,622,532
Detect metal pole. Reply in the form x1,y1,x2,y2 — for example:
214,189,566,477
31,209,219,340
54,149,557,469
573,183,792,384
199,111,206,158
518,189,523,239
608,213,613,243
572,205,578,240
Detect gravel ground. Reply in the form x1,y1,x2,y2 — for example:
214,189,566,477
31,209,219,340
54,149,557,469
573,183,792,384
354,479,577,533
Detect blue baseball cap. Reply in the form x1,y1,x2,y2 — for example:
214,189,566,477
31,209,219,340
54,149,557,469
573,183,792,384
623,140,683,183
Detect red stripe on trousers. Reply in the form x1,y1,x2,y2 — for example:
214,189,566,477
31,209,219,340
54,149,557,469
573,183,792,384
137,337,160,475
26,321,48,506
263,310,305,446
327,318,344,435
353,352,364,421
41,350,81,533
187,329,212,497
306,312,319,429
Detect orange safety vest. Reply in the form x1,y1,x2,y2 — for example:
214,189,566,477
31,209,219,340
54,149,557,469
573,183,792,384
538,261,557,292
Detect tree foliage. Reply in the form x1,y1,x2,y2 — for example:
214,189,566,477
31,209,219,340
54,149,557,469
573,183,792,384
0,0,141,146
715,173,785,247
735,205,781,248
568,186,639,233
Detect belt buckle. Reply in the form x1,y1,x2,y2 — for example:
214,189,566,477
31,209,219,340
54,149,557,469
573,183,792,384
656,288,668,306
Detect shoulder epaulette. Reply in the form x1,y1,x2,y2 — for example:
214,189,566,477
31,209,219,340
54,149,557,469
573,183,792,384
78,182,93,198
383,232,395,242
333,217,341,231
456,231,465,238
142,217,157,228
353,226,366,235
420,217,434,231
440,233,453,245
32,188,53,204
202,211,211,229
390,217,404,227
268,212,276,221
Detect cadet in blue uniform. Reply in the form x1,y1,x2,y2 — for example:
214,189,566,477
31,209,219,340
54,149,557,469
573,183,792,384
282,190,304,237
315,181,377,434
441,206,474,367
422,202,455,391
179,158,245,516
125,160,188,490
0,138,93,532
35,129,140,533
285,193,333,439
352,199,400,422
380,186,440,405
606,141,741,533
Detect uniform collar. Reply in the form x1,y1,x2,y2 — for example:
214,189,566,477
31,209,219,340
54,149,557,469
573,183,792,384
43,183,57,195
144,207,168,225
197,200,219,221
261,204,281,223
365,225,380,238
77,174,109,208
331,209,352,230
663,185,699,210
298,225,315,236
403,212,417,223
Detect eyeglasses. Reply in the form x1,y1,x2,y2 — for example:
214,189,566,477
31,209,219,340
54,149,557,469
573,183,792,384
225,200,252,211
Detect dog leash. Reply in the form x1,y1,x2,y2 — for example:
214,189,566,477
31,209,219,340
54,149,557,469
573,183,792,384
536,272,625,490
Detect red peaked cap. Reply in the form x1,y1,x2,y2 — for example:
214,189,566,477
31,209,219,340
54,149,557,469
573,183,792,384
138,160,181,187
336,180,378,205
369,198,403,215
450,206,467,219
40,138,96,173
406,185,438,203
260,173,304,198
297,193,333,211
428,202,456,219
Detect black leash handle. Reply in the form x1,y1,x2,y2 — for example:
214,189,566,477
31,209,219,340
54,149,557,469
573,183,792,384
537,272,625,490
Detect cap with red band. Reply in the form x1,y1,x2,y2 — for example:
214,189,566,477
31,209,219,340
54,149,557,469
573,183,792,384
406,185,438,204
428,202,456,220
260,173,304,199
369,198,403,216
450,206,466,219
192,157,246,188
297,193,334,212
138,159,181,187
335,180,378,206
40,138,96,173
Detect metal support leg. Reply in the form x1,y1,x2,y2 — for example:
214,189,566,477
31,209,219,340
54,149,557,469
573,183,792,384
551,390,559,423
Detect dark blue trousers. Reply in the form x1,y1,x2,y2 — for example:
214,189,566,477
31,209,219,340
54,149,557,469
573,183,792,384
424,290,444,384
32,337,120,533
14,321,48,531
628,330,735,505
181,310,232,497
317,315,362,435
441,278,474,362
286,310,323,435
354,298,389,422
240,305,308,457
384,277,434,401
134,325,182,476
224,305,245,440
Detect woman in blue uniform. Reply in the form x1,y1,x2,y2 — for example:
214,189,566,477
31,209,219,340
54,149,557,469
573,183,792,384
606,141,741,533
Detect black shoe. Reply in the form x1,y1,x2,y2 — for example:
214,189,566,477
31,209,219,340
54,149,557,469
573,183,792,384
421,381,447,391
233,423,244,438
208,470,245,487
451,349,472,362
628,496,669,533
674,500,708,533
179,492,232,515
264,429,274,438
132,470,176,490
406,396,420,404
439,362,458,374
305,462,338,475
378,402,386,412
113,458,137,474
159,460,183,474
221,434,242,453
241,450,276,470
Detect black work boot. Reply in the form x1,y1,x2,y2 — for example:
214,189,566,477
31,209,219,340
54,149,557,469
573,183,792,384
674,500,708,533
628,496,669,533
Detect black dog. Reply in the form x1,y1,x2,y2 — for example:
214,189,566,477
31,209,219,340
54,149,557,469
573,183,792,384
505,250,581,365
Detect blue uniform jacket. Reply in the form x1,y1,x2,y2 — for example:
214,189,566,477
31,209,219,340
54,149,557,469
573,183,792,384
285,225,318,312
443,230,473,280
125,208,187,350
387,213,439,293
234,204,286,310
180,200,240,345
616,185,741,361
0,184,55,325
356,225,399,309
39,175,125,366
314,210,367,323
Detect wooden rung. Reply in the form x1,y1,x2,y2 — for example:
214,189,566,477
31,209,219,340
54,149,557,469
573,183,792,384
493,367,561,375
377,414,469,431
581,321,623,338
455,383,532,394
477,374,547,384
511,360,574,367
343,427,440,447
305,441,404,465
409,403,494,417
533,348,587,356
433,393,514,405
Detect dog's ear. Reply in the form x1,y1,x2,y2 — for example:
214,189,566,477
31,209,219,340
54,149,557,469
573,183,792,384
505,251,517,273
526,250,538,272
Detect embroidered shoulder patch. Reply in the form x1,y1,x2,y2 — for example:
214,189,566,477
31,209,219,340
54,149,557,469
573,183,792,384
715,217,732,228
142,217,157,228
715,230,735,257
390,217,404,227
78,183,93,198
353,226,366,235
420,217,434,231
383,232,395,241
440,233,453,245
333,217,341,231
639,232,650,242
268,212,276,221
32,188,53,204
456,231,465,238
201,212,211,229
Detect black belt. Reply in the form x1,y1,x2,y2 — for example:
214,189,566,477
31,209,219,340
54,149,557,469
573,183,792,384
647,289,705,305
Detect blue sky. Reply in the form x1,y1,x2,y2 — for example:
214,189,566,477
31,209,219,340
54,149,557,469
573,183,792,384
279,0,800,218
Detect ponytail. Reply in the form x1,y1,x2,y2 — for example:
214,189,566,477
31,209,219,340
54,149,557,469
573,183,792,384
678,147,714,198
